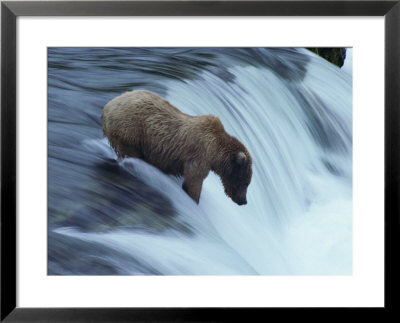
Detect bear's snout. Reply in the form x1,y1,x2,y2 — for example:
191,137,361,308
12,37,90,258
234,196,247,206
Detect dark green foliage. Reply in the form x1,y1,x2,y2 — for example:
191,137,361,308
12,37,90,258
307,48,347,67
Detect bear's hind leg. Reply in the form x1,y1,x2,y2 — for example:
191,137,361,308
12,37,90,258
115,142,142,161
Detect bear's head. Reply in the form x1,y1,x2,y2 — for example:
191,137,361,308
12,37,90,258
222,151,252,205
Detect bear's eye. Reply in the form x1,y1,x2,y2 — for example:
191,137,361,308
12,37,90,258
241,181,250,189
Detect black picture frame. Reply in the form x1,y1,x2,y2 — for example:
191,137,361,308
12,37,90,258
1,0,399,321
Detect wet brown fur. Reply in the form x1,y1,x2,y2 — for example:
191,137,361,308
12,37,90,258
102,90,252,204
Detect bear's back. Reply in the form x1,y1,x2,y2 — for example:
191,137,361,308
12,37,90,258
102,90,191,142
103,90,186,121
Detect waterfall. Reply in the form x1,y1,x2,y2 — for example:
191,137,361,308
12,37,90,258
48,48,352,275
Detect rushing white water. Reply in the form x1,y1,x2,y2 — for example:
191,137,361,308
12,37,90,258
53,48,352,275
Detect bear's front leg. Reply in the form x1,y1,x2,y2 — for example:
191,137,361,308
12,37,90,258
182,177,204,203
182,161,209,203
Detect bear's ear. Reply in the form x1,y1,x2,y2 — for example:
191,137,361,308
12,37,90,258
236,152,247,165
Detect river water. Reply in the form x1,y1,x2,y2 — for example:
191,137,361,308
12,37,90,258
48,48,352,275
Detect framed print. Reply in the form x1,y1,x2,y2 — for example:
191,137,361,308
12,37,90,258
1,0,399,321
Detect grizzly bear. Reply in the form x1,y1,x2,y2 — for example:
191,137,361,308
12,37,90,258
101,90,252,205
